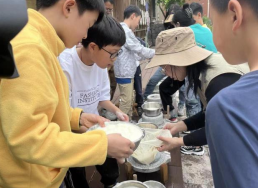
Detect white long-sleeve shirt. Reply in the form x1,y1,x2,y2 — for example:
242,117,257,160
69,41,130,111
114,22,155,79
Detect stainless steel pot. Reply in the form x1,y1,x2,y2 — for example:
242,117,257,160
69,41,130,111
142,102,162,117
147,94,161,104
114,181,149,188
144,181,165,188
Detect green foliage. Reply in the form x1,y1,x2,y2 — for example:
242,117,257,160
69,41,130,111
157,0,185,9
203,16,213,31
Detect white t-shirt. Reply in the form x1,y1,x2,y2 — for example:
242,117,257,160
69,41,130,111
59,47,110,115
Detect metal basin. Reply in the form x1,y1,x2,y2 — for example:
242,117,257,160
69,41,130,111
142,102,162,117
144,181,165,188
114,181,149,188
88,121,145,151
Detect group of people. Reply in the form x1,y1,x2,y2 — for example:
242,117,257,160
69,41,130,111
0,0,258,188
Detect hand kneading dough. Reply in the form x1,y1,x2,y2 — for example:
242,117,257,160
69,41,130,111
132,129,172,165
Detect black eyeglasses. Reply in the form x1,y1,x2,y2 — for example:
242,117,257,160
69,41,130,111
102,48,123,59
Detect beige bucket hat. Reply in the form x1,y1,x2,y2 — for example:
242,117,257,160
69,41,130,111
146,27,213,69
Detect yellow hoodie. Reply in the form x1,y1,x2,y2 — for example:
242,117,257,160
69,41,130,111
0,9,107,188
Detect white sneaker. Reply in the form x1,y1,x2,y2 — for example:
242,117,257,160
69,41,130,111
180,146,204,156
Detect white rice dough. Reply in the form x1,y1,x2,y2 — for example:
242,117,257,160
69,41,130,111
96,123,143,142
132,129,172,165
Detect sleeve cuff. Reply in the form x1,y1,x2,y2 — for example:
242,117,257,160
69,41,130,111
70,108,83,130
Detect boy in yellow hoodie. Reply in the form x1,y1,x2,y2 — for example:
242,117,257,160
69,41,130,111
0,0,135,188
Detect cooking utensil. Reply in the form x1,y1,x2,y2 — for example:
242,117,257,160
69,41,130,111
88,121,145,151
144,181,165,188
147,94,161,104
136,122,158,129
114,181,149,188
142,102,162,117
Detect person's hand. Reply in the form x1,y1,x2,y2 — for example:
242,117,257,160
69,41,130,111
116,158,126,164
164,121,187,136
115,111,129,122
80,113,110,129
107,134,135,159
157,137,184,152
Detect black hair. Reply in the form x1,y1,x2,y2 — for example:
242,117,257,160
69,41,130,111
36,0,105,22
124,5,142,19
172,3,196,27
104,0,114,5
190,2,203,16
81,15,126,49
164,4,181,30
210,0,258,16
166,3,181,17
186,60,210,96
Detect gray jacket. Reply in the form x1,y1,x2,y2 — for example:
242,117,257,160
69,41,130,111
114,23,155,79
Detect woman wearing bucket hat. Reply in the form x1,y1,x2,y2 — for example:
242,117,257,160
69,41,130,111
145,27,249,152
158,3,218,156
144,4,204,124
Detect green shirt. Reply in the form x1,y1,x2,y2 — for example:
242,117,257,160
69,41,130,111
190,24,218,53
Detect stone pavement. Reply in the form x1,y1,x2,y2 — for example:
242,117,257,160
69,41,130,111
181,146,214,188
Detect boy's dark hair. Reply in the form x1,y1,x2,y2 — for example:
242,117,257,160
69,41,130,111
124,5,142,19
210,0,258,16
36,0,105,22
190,2,203,16
173,3,195,27
104,0,114,4
81,15,126,49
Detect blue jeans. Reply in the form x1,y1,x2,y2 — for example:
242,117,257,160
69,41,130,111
144,67,166,99
178,78,201,117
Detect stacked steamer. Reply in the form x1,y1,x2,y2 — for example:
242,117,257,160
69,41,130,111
140,94,165,128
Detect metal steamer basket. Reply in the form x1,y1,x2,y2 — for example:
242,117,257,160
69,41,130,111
88,121,145,151
147,94,162,104
127,151,171,173
114,181,149,188
141,102,163,117
144,181,166,188
127,128,171,173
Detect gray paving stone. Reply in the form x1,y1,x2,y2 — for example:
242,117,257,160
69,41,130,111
181,147,214,187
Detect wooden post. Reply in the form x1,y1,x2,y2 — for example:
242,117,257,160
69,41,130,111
160,163,168,185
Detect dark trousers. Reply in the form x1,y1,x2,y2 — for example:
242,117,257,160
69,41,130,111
66,158,119,188
159,77,185,111
134,66,144,107
134,37,145,108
